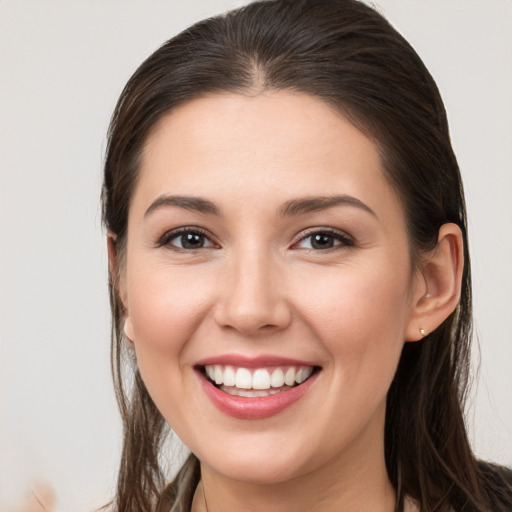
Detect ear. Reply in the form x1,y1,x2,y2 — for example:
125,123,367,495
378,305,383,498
107,232,135,341
405,223,464,341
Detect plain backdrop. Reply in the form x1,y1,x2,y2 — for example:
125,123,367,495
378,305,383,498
0,0,511,510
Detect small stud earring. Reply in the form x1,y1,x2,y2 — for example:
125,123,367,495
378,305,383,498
420,328,426,336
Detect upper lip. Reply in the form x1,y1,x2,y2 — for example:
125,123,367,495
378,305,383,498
195,354,319,369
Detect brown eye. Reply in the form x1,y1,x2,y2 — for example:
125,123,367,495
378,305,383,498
295,230,353,251
163,229,215,250
310,233,335,249
179,232,206,249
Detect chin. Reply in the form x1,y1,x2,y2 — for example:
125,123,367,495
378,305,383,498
204,454,310,485
191,431,325,486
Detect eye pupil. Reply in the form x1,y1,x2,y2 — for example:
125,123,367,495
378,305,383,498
311,233,334,249
181,233,204,249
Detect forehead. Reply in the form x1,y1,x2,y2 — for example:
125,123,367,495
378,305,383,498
144,91,378,169
134,91,403,223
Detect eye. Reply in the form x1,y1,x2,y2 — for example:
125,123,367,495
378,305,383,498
294,230,353,250
159,228,215,250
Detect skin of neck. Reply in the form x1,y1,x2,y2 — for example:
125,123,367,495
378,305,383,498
192,402,397,512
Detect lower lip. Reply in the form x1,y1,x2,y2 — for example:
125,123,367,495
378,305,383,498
198,371,319,420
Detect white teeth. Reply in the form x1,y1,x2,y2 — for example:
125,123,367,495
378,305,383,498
204,364,315,391
284,367,295,386
235,368,253,389
270,368,285,388
295,366,313,384
237,389,256,397
223,365,236,387
220,385,293,397
214,365,223,385
252,369,271,390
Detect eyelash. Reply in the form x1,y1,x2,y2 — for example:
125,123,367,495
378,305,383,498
292,228,354,251
157,227,354,252
157,227,216,251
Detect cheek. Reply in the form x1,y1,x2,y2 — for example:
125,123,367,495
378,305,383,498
290,259,412,388
126,262,213,349
123,262,218,425
295,262,411,339
289,263,411,441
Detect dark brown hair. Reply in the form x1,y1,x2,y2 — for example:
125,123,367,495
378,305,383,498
101,1,512,511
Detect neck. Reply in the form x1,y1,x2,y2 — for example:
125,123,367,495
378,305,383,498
192,409,396,512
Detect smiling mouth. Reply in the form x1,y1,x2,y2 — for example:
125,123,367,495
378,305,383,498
199,364,321,397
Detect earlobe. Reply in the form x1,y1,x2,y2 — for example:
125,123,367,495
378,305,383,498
405,223,464,341
124,317,135,342
107,233,134,341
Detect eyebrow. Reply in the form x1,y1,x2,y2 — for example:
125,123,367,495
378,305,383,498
280,195,376,217
144,193,376,219
144,195,221,217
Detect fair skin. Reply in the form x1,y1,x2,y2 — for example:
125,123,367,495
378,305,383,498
111,91,463,512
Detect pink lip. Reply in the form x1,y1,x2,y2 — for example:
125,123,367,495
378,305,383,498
195,354,316,368
196,366,319,421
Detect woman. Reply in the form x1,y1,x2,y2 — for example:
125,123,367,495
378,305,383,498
101,0,512,510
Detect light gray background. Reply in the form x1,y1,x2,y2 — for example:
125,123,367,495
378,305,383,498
0,0,510,510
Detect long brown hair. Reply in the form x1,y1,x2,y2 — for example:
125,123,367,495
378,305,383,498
101,1,512,510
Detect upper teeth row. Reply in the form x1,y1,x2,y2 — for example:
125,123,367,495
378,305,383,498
205,365,313,390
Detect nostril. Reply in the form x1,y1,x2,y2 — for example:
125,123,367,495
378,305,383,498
214,300,292,334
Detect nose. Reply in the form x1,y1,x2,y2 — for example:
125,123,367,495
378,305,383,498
214,248,291,335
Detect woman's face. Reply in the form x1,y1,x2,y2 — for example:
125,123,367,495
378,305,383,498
121,92,423,484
